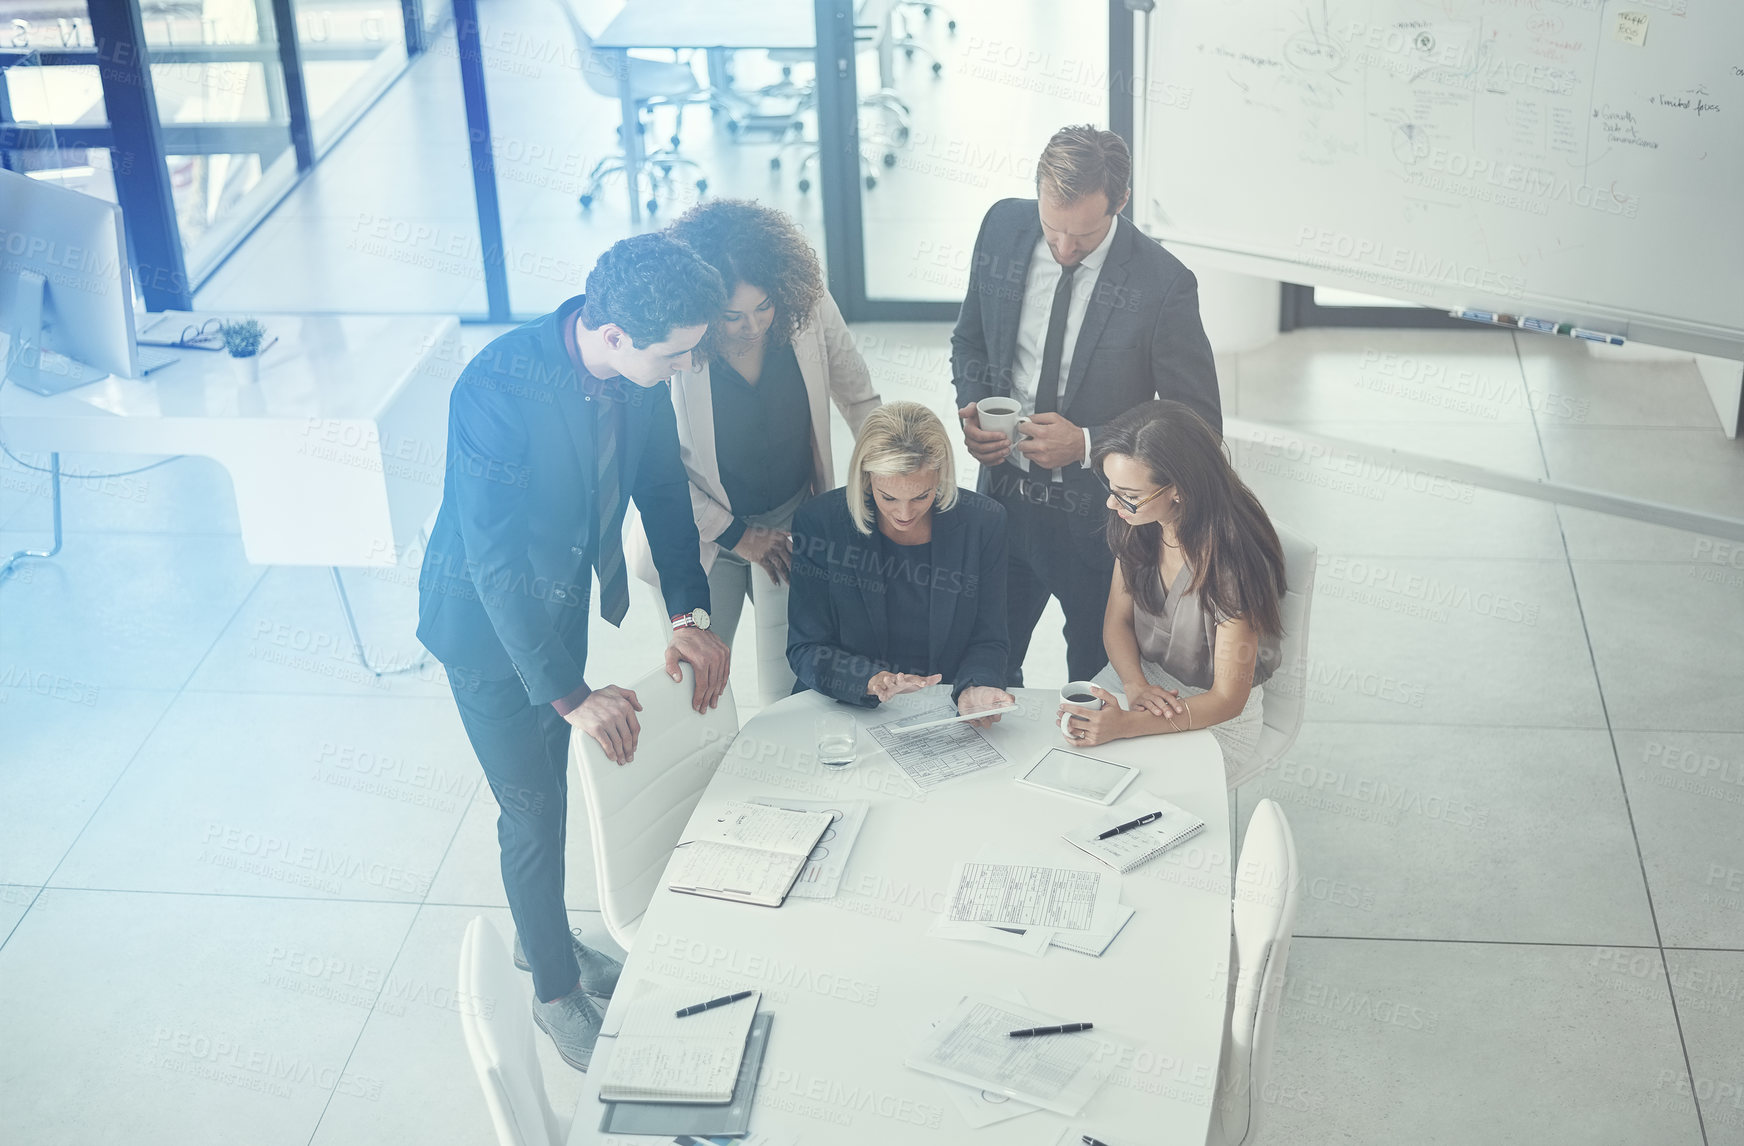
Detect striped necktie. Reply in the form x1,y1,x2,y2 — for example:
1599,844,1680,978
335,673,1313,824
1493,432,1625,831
593,397,629,626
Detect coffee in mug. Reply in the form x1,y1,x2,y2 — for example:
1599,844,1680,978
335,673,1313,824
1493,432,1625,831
1057,680,1104,739
976,396,1027,443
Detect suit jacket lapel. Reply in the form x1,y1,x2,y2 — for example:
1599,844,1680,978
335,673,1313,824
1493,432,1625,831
1061,219,1134,421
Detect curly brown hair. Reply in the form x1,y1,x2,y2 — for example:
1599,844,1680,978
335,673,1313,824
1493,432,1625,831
665,199,825,358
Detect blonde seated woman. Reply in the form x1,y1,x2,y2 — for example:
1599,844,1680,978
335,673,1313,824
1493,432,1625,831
1057,399,1288,785
786,401,1015,724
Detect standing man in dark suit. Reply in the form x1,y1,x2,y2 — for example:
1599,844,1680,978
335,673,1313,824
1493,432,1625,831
952,124,1222,686
417,233,731,1071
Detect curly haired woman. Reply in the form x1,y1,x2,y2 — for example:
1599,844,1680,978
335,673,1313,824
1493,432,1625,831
626,199,882,705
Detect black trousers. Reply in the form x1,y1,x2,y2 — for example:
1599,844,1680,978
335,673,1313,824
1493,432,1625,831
994,465,1115,687
448,669,579,1002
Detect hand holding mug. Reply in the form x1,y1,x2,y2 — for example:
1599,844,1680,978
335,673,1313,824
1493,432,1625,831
1056,679,1104,740
958,401,1017,466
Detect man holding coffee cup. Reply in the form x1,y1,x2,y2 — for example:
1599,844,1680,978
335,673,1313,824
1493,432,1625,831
952,125,1222,686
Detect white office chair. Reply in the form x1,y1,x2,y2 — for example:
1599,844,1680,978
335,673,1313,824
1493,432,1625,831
571,662,739,949
1207,798,1300,1146
458,917,569,1146
1230,522,1317,789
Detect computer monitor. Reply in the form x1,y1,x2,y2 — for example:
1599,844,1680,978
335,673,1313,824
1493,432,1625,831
0,167,140,394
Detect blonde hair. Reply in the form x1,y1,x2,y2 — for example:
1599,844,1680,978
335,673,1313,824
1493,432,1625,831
1035,124,1130,210
844,401,959,535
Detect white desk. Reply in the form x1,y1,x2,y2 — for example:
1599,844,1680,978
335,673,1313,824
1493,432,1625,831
593,0,815,224
0,312,460,567
568,688,1234,1145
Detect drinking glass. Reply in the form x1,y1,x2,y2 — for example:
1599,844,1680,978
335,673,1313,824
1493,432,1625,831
815,711,857,767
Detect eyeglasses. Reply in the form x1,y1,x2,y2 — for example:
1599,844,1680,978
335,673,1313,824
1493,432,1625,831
174,319,223,349
1093,468,1170,514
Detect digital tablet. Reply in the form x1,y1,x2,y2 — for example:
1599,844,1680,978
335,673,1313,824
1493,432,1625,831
882,702,1020,736
1015,749,1140,805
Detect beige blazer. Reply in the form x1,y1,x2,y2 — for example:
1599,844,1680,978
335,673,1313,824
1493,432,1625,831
626,292,882,583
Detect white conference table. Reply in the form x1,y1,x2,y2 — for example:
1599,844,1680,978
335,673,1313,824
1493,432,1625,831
0,312,459,567
569,687,1234,1146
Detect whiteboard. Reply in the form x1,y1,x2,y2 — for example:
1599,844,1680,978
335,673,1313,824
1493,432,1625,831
1137,0,1744,357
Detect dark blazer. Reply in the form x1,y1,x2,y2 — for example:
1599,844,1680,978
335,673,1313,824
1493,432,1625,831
416,296,709,706
951,197,1222,542
786,487,1008,708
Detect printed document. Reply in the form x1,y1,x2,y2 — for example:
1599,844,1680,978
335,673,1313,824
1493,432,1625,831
905,995,1105,1115
945,859,1121,932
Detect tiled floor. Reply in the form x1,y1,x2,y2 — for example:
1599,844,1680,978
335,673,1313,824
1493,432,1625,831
4,320,1741,1144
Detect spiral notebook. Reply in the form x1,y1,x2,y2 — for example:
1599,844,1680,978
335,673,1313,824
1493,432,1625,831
1061,791,1205,873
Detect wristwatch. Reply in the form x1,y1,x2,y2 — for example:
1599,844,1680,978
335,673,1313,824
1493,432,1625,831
670,608,711,632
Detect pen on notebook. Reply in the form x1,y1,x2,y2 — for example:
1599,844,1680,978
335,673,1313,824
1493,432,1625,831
1009,1022,1093,1037
1083,1137,1112,1146
675,990,753,1017
1097,810,1163,839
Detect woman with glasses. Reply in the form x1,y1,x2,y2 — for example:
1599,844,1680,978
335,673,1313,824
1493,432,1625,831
625,199,881,705
787,402,1015,725
1058,400,1287,782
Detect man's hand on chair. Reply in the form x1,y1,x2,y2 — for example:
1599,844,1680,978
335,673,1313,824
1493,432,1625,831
667,627,730,713
565,686,642,765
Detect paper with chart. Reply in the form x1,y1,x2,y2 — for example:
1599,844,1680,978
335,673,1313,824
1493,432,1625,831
930,991,1043,1128
597,982,762,1104
945,859,1121,933
868,703,1006,790
905,995,1105,1116
746,797,869,899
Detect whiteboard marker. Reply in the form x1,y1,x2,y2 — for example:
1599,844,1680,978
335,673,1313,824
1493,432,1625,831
1451,309,1625,346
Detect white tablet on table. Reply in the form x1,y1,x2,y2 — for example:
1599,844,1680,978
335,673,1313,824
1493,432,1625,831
1015,749,1140,805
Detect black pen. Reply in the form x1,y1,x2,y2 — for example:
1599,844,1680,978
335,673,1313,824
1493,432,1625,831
1097,810,1162,840
1082,1136,1112,1146
1008,1022,1093,1037
675,989,753,1017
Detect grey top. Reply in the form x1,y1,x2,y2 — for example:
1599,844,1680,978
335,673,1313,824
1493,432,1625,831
1131,563,1280,691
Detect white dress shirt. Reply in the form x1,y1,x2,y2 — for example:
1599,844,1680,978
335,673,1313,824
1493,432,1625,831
1008,217,1119,475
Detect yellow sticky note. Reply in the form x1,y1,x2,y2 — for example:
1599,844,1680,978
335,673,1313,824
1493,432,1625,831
1612,11,1649,46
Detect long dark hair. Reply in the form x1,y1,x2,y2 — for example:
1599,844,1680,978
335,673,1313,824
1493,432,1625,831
1093,400,1286,638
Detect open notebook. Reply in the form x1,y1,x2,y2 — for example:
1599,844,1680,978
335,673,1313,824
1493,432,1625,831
597,983,763,1104
666,802,836,907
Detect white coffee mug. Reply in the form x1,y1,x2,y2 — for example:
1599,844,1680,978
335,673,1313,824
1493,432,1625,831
1057,680,1104,739
976,396,1027,443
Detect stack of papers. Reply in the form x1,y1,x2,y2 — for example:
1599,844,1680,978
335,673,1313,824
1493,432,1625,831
597,983,762,1105
944,859,1122,933
930,856,1131,957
